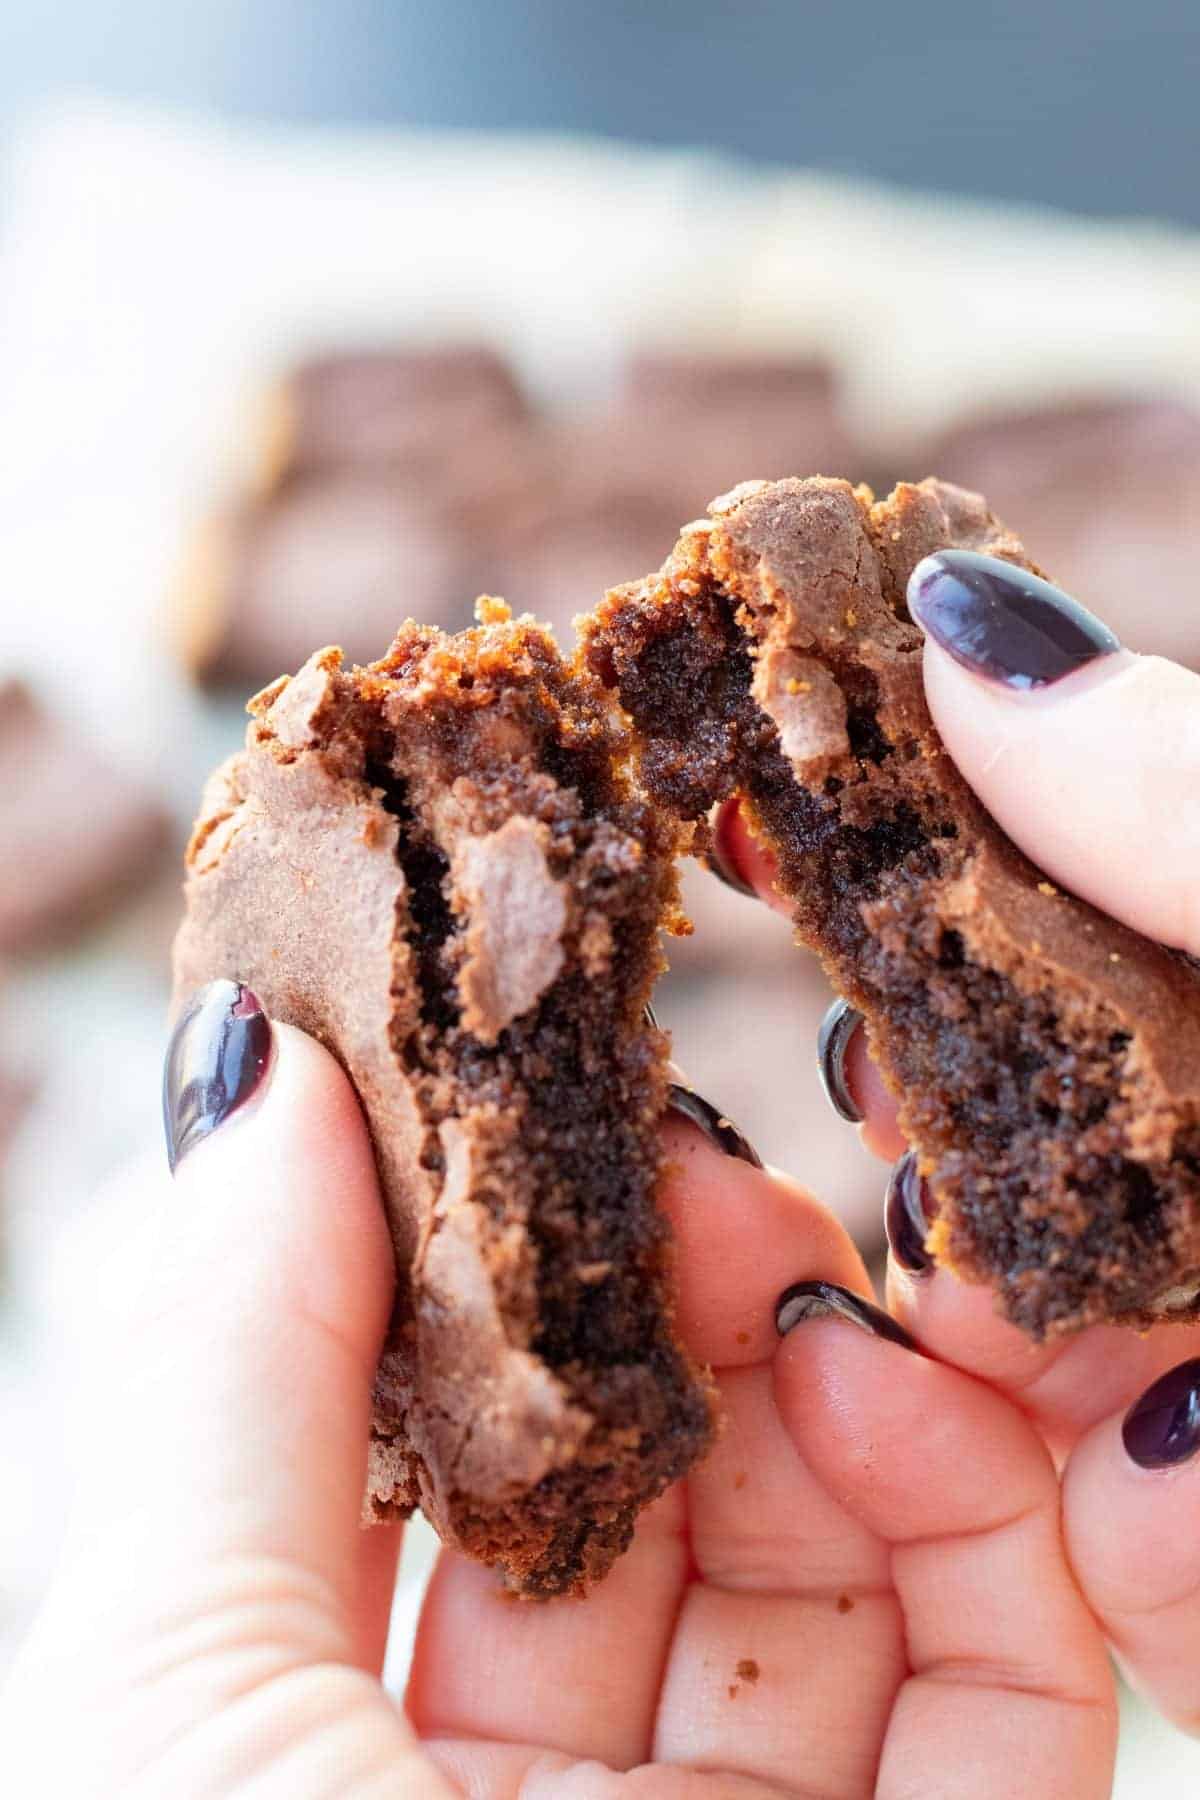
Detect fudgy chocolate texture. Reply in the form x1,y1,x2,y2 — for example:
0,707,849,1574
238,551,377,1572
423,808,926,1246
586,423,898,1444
583,476,1200,1339
172,606,714,1595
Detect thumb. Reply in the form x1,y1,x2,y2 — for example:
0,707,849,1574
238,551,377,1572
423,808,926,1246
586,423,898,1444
909,550,1200,955
81,980,397,1597
1,980,457,1797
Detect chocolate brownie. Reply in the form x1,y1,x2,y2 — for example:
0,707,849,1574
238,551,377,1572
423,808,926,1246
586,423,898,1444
180,345,538,688
0,681,169,953
617,351,857,508
583,476,1200,1339
172,605,715,1594
254,345,530,489
494,446,685,643
177,475,479,684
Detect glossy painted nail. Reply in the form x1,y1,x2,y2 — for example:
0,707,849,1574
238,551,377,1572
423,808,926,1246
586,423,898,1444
885,1150,936,1277
666,1082,763,1168
908,549,1120,690
775,1279,918,1348
644,1000,661,1031
1123,1357,1200,1469
707,800,756,898
817,998,864,1123
163,979,272,1173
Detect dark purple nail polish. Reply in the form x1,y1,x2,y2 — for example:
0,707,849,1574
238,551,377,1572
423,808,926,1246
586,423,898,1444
885,1151,936,1277
666,1082,763,1168
163,979,272,1172
775,1279,918,1349
706,801,756,899
817,998,864,1123
644,1000,661,1031
1122,1358,1200,1469
907,549,1120,690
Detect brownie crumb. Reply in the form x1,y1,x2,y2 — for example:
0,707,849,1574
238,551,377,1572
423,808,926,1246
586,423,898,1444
837,1594,855,1614
736,1658,761,1683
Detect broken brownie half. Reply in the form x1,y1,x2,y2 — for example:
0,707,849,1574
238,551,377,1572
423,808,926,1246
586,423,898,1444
172,602,715,1594
582,476,1200,1339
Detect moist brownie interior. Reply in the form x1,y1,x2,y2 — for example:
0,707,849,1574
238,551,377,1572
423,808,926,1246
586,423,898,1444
174,607,714,1596
365,618,711,1588
583,477,1200,1339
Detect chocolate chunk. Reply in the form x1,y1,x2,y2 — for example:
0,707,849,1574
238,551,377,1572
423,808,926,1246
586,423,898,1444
584,475,1200,1339
173,607,714,1596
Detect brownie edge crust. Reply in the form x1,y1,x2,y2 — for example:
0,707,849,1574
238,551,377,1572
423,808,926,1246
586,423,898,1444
172,605,715,1596
583,476,1200,1339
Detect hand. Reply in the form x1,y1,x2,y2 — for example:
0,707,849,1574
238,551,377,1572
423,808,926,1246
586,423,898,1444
0,984,1115,1797
718,561,1200,1734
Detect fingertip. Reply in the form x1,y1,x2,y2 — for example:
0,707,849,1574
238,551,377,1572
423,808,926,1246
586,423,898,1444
167,1012,395,1366
772,1299,1056,1547
709,798,790,916
884,1254,1050,1382
658,1122,869,1369
1063,1387,1200,1728
921,638,1200,953
846,1033,906,1161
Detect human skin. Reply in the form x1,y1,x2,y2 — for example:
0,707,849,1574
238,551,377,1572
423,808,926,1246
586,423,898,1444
0,1008,1115,1797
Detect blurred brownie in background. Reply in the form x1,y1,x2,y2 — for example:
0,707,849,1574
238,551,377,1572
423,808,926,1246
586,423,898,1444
496,352,860,637
616,351,860,507
178,474,482,680
180,344,536,686
177,342,863,685
253,344,531,488
0,682,169,953
490,428,684,639
931,395,1200,668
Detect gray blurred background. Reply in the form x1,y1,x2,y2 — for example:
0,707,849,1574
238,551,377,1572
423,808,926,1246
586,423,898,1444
4,0,1200,221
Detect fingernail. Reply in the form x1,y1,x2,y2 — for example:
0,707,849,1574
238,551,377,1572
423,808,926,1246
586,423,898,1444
666,1082,763,1168
707,799,756,898
907,549,1120,690
1122,1358,1200,1469
775,1279,918,1348
644,1000,661,1030
817,998,864,1123
885,1151,936,1277
163,979,272,1172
